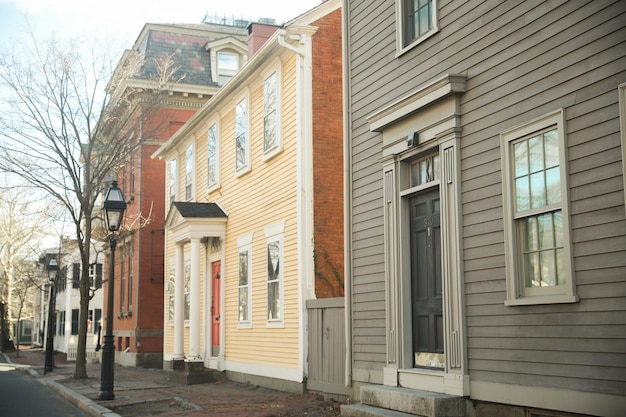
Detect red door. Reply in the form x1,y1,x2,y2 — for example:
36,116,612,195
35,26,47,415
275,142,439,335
211,261,221,356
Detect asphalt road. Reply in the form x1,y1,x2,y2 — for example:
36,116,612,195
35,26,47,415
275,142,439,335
0,359,90,417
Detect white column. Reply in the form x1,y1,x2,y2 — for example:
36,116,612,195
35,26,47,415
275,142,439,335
189,237,201,359
173,243,185,359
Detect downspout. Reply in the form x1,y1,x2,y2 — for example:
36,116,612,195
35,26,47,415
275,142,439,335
278,28,312,385
342,0,354,392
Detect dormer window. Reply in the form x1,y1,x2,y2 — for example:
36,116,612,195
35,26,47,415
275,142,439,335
217,52,239,85
206,37,248,87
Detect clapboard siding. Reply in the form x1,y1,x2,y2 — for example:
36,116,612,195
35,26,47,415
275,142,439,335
347,0,626,401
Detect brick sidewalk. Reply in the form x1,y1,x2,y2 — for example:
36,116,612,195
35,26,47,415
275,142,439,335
3,348,343,417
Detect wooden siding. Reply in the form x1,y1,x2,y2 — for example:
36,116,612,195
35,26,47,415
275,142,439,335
347,0,626,397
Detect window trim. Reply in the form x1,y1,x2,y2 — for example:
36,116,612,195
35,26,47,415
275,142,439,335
263,67,282,160
235,94,251,176
185,143,195,201
169,158,177,204
264,222,285,328
207,121,220,192
396,0,439,57
237,233,253,329
619,83,626,216
501,109,578,306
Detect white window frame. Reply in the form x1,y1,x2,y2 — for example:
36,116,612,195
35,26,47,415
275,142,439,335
263,68,282,160
185,144,194,201
237,233,253,328
235,95,250,176
264,222,284,327
169,158,177,204
618,83,626,216
207,122,220,191
217,51,239,86
396,0,438,56
501,109,578,305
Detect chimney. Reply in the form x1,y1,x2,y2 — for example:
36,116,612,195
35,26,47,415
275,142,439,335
247,20,280,58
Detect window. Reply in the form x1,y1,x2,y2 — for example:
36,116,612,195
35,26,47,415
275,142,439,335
89,309,102,334
501,110,577,305
169,158,177,203
208,123,219,189
120,252,126,313
127,246,133,312
410,153,440,188
264,222,284,326
185,144,194,200
167,265,175,322
89,263,103,289
235,97,250,174
263,70,281,158
217,51,239,85
397,0,438,53
237,233,253,327
184,260,191,321
58,311,65,336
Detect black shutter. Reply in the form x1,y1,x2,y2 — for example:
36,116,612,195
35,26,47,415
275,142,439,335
94,309,102,334
95,264,103,289
72,263,80,288
71,309,79,335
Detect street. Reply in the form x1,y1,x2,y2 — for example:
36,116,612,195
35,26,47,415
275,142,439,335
0,359,89,417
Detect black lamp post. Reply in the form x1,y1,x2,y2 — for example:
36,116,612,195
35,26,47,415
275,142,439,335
99,180,127,401
44,257,59,374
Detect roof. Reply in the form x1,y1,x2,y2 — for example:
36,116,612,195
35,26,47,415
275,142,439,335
171,202,227,218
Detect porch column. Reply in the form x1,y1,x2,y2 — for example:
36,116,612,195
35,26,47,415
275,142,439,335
173,242,185,359
189,237,201,359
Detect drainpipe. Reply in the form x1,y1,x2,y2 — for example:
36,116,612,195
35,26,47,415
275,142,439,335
342,1,354,392
278,27,313,385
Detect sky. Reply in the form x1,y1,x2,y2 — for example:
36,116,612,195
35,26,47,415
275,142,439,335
0,0,323,48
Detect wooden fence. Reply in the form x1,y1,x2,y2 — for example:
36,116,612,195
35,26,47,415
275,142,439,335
306,297,349,399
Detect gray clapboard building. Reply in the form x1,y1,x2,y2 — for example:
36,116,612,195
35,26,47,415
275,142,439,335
342,0,626,416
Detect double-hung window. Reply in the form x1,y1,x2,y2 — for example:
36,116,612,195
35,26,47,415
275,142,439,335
501,109,577,305
235,96,250,174
217,51,239,85
169,158,177,204
237,233,253,328
397,0,438,53
264,222,284,327
207,123,219,190
185,144,194,200
263,70,281,158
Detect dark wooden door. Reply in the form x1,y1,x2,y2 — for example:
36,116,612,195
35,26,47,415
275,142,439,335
410,188,444,368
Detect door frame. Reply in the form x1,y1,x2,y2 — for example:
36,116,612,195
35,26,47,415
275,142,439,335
205,238,225,371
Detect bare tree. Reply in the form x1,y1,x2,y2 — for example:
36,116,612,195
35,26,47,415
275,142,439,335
0,29,179,378
0,178,55,351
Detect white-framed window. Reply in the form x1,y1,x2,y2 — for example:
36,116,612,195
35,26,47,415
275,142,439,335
501,109,577,305
167,264,175,322
237,233,253,328
89,263,103,289
184,260,191,321
396,0,438,55
618,83,626,213
235,96,250,175
185,144,194,200
207,122,219,190
169,158,177,204
263,69,281,159
88,308,101,334
217,51,239,85
264,222,284,327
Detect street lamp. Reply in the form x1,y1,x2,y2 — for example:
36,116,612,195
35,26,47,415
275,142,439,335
99,180,127,400
44,257,59,374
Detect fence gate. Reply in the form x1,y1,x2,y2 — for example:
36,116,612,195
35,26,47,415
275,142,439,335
306,298,348,399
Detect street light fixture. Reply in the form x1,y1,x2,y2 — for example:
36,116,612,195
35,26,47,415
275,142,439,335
44,257,59,374
99,180,127,401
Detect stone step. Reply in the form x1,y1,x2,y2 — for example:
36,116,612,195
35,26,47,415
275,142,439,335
342,403,419,417
359,385,465,417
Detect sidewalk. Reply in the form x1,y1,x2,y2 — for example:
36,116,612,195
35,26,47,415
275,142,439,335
1,348,342,417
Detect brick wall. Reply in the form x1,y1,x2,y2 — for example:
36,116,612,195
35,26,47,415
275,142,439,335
311,9,344,298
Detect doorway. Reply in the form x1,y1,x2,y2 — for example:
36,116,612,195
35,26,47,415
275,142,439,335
409,187,444,369
210,260,221,357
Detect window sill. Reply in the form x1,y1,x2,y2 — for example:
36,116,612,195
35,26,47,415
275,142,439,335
505,294,579,306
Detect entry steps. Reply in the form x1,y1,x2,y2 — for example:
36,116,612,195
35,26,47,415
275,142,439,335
341,385,465,417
